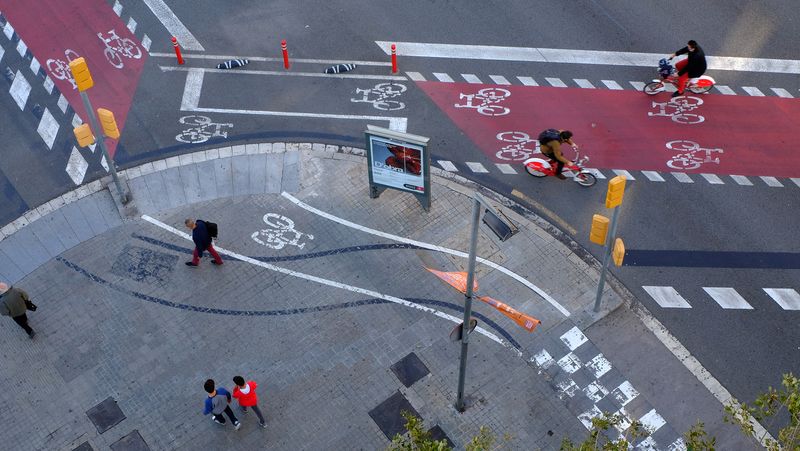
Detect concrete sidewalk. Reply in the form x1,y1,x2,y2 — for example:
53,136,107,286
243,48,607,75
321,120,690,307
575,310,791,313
0,143,750,450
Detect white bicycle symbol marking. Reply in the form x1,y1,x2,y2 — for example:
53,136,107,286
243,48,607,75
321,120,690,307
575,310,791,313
98,29,142,69
251,213,314,250
351,82,407,111
45,49,81,89
665,140,723,170
454,87,511,116
495,131,540,161
649,96,705,124
175,115,233,144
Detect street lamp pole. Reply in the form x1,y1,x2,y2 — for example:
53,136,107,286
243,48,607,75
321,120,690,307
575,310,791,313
455,194,481,412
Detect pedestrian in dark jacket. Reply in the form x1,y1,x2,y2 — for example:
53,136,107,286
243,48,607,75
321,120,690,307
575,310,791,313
0,282,36,339
185,218,223,266
669,40,707,97
203,379,241,430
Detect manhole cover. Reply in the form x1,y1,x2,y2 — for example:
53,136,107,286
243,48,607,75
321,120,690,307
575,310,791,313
368,390,420,439
390,352,430,388
85,397,125,434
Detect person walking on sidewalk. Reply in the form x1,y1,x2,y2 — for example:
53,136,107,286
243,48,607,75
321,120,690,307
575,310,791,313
232,375,266,428
185,218,223,267
0,282,37,339
203,379,241,430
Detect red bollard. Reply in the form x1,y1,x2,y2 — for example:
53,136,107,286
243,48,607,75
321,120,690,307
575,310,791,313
281,40,290,70
172,37,184,65
391,44,398,74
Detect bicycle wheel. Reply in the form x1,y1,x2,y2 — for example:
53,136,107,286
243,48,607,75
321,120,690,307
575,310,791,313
179,115,211,126
667,158,700,170
496,131,531,142
122,38,142,59
643,81,664,95
375,82,407,94
524,160,549,177
574,172,597,187
104,48,124,68
689,84,712,94
263,213,294,230
666,140,698,151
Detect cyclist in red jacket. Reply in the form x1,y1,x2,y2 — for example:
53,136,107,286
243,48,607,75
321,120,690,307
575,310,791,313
669,40,707,98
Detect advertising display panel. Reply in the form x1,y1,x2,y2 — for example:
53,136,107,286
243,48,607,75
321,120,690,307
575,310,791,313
365,125,431,210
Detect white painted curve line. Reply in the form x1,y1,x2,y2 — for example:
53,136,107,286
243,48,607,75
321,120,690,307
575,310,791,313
406,71,426,81
641,171,665,182
142,0,205,51
770,88,793,98
702,287,753,310
282,192,571,317
763,288,800,310
601,80,623,90
517,76,538,86
545,77,567,88
433,72,454,83
489,75,510,85
461,73,482,84
730,175,753,186
671,172,693,183
141,214,511,350
714,85,736,95
760,176,783,187
642,286,691,308
700,173,724,184
465,162,488,173
161,65,407,81
374,41,800,74
150,52,391,67
573,78,595,89
437,160,458,172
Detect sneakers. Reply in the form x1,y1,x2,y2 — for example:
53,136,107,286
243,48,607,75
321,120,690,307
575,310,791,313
28,330,36,339
234,421,241,431
212,417,224,425
671,90,684,98
211,260,223,266
259,422,267,429
185,262,198,267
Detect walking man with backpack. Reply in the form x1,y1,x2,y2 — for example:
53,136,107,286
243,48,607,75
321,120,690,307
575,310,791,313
185,218,223,267
203,379,241,430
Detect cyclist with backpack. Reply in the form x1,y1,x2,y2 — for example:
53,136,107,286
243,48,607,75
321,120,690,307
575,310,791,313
538,129,576,180
669,40,707,98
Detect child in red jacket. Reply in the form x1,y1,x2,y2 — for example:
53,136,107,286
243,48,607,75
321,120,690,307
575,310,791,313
232,376,266,428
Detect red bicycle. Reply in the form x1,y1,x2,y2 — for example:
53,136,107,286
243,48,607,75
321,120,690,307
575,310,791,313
643,58,715,95
523,147,596,187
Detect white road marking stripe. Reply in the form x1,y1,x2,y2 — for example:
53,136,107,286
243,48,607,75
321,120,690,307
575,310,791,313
730,175,753,186
760,176,783,187
437,160,458,172
640,409,667,434
150,52,391,66
517,76,538,86
9,70,31,110
461,73,482,84
770,88,793,98
612,381,639,407
406,71,426,81
433,72,454,82
560,326,588,351
30,57,40,75
466,162,488,173
585,168,606,179
574,78,595,89
612,169,634,180
532,350,555,369
714,85,736,95
142,0,205,51
0,45,4,63
601,80,623,90
36,108,59,149
71,113,82,128
126,17,137,34
763,288,800,310
700,173,724,184
742,86,765,96
703,287,753,309
113,0,123,16
3,21,15,39
282,192,570,317
192,106,407,132
141,35,152,52
495,163,517,174
643,286,692,308
790,178,800,188
374,41,800,74
65,147,88,185
489,75,510,85
629,81,645,91
641,171,665,182
43,76,54,94
16,39,27,57
546,77,567,87
57,94,69,114
180,69,203,110
671,172,693,183
141,215,509,348
161,65,406,81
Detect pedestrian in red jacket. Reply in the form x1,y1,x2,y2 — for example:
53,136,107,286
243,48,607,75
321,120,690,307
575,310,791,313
232,376,266,428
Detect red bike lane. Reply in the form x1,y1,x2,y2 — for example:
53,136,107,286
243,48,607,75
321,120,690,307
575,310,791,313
418,82,800,178
4,0,147,158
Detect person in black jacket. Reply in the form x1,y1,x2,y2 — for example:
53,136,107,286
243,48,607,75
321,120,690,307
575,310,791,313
669,40,707,98
184,218,223,267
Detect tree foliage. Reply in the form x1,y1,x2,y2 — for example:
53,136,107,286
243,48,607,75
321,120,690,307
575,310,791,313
387,411,497,451
560,413,645,451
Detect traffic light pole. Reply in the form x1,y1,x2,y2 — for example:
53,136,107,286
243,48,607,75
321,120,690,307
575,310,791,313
78,92,128,204
455,195,481,412
593,205,620,312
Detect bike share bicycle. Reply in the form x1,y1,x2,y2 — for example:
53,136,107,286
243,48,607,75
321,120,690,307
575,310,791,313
642,58,715,95
522,146,597,187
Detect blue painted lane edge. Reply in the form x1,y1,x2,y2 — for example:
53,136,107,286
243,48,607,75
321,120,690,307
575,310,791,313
625,249,800,269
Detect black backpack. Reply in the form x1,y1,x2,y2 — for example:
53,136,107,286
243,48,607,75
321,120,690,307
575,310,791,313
205,221,218,238
538,129,561,145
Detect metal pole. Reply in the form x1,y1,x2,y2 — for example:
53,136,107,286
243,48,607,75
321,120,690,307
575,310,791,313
593,206,620,312
455,195,481,412
78,92,128,203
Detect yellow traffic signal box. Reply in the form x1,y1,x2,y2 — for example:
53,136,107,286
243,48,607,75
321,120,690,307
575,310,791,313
73,123,95,147
69,58,94,91
612,238,625,266
590,214,609,245
605,175,626,208
97,108,120,139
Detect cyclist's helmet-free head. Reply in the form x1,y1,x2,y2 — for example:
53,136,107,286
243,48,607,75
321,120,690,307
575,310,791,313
559,130,573,142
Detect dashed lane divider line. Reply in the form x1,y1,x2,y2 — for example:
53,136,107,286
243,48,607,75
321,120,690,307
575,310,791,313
281,191,572,318
642,285,800,311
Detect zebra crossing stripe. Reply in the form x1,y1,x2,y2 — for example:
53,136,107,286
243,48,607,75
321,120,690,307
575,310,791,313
742,86,765,96
127,17,138,34
643,286,691,308
113,0,123,15
517,76,538,86
461,73,482,84
437,160,458,172
36,108,59,150
465,162,489,173
730,175,753,186
763,288,800,310
714,85,736,95
671,172,693,183
16,38,27,57
702,287,753,309
433,72,454,82
406,71,426,81
612,169,635,180
141,35,152,52
546,77,567,87
0,45,4,63
641,171,665,182
495,163,517,174
791,178,800,188
574,78,595,89
3,21,15,39
629,81,645,91
601,80,623,90
700,173,724,184
760,176,783,187
770,88,793,98
57,94,69,114
30,56,40,74
489,75,511,85
9,70,31,110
